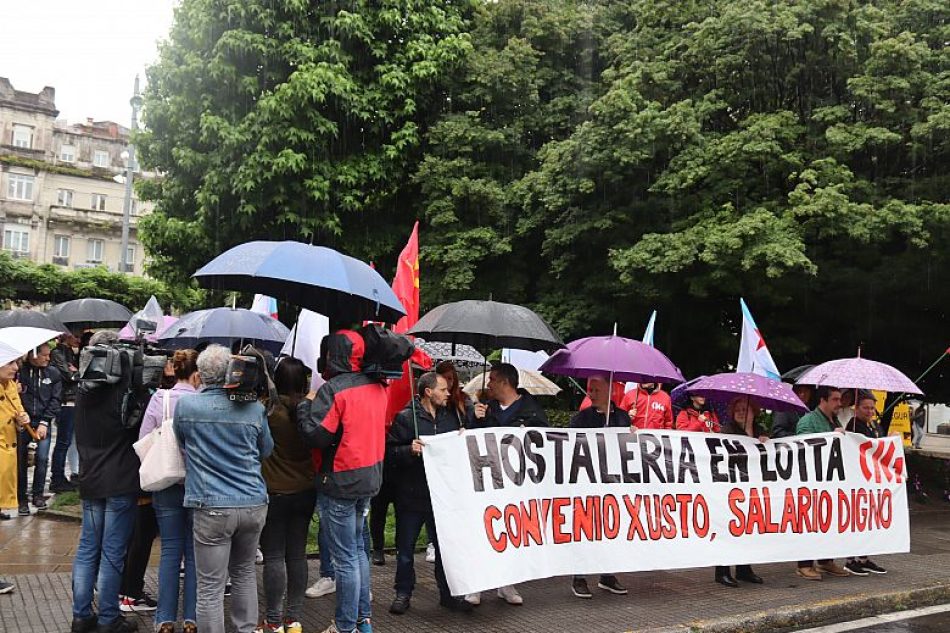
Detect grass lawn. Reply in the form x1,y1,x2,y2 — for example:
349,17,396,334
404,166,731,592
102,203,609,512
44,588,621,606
306,507,428,555
49,490,80,509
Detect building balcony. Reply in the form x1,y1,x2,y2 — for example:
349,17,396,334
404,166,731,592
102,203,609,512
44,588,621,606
0,144,47,162
47,204,137,230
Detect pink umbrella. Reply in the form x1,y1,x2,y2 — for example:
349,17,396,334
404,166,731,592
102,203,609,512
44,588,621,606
119,315,178,343
795,356,922,395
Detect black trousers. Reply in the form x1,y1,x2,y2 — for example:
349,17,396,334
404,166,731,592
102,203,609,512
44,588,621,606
369,469,397,552
120,501,158,598
393,506,451,600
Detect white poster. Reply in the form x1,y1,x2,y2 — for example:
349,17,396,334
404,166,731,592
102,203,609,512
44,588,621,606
424,429,910,595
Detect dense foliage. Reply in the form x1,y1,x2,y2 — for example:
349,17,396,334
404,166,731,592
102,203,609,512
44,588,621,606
139,0,949,397
0,252,201,311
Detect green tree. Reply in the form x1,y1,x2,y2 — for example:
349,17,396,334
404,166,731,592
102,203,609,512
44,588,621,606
138,0,474,285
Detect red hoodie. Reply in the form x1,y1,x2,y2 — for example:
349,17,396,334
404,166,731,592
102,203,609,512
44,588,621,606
675,407,720,433
620,387,673,430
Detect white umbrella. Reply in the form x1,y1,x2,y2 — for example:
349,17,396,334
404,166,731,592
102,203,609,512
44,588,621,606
463,368,561,398
0,327,64,366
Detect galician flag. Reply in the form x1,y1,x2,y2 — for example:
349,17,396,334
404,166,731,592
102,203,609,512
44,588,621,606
250,294,278,320
642,310,657,347
737,298,780,379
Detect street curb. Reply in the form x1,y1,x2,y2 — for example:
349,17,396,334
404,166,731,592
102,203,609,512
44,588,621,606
41,508,81,523
644,583,950,633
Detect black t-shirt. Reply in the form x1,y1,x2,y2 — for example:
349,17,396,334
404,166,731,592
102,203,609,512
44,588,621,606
570,406,631,429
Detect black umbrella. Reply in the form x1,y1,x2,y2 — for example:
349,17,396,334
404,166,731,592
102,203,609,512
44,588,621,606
49,298,133,330
157,308,290,355
782,364,815,383
409,300,564,353
0,309,68,332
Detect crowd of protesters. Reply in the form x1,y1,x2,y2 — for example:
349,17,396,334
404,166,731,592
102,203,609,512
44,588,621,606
0,327,893,633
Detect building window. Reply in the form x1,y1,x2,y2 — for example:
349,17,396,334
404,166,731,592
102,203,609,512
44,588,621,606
54,235,70,258
3,228,30,254
7,174,34,201
12,125,33,149
93,150,110,167
91,193,107,211
87,239,104,263
57,189,74,207
124,246,136,272
60,145,76,162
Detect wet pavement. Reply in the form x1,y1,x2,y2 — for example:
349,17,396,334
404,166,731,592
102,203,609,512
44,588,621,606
862,613,950,632
1,507,948,632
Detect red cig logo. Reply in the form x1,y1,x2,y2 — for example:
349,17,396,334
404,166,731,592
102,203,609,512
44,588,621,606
858,439,904,484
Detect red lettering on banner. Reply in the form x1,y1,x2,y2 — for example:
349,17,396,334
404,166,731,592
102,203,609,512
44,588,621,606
660,495,677,539
797,487,814,532
694,495,710,538
780,489,800,533
573,496,597,542
728,489,745,537
603,495,620,539
504,505,522,548
520,500,544,546
484,506,506,552
551,497,571,544
817,490,832,533
624,495,647,540
676,494,693,538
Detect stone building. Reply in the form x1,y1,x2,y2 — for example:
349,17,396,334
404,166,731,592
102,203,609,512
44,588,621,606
0,77,152,274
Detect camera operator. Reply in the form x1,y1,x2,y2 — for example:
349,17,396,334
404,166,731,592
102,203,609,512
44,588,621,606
50,332,81,492
71,331,145,633
17,342,62,514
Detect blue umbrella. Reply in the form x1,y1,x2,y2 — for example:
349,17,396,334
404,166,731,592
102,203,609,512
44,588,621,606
157,308,290,355
192,241,406,324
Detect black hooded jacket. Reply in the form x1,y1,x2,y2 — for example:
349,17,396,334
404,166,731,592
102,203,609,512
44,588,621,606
476,388,549,428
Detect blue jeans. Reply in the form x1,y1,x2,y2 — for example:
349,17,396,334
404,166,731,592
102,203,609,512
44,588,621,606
154,485,196,626
318,494,371,632
72,495,138,624
18,423,52,501
316,502,371,579
51,406,75,485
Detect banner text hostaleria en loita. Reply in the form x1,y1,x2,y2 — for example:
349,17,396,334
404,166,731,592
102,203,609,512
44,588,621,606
424,429,909,595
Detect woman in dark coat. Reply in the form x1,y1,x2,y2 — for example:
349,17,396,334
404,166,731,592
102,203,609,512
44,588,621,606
714,397,767,587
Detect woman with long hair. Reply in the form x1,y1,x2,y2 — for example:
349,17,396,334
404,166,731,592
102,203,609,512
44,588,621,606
140,349,201,633
257,357,315,633
435,361,473,428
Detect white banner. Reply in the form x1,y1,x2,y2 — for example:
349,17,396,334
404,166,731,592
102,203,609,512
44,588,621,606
424,429,909,595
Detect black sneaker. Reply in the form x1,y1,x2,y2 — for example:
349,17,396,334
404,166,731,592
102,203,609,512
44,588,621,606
439,596,474,612
861,558,887,574
71,616,98,633
18,504,30,516
598,575,628,595
96,616,138,633
33,495,47,510
224,582,232,597
389,593,411,615
0,581,14,595
371,550,385,566
844,560,869,576
571,577,592,599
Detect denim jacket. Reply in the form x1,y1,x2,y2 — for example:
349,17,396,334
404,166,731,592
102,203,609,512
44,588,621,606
173,386,274,508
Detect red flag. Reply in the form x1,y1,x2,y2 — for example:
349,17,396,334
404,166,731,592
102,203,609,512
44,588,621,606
386,222,422,424
391,221,420,334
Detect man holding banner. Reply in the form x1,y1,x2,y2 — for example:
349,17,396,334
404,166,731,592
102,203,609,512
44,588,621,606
386,372,473,615
795,386,850,580
567,376,628,599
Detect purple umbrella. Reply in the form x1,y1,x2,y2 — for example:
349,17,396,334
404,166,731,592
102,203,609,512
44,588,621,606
539,334,684,384
796,357,922,395
686,372,808,413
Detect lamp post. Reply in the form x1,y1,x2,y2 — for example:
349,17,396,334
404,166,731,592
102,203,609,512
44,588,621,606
120,75,142,273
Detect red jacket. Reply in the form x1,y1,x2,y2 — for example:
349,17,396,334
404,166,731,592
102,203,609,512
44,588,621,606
675,408,720,433
620,388,673,430
297,330,388,499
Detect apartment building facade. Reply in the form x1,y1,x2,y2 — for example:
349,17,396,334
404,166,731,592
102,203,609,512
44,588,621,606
0,77,151,274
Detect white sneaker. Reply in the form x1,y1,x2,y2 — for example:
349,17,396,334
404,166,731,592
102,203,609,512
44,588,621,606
318,623,339,633
464,592,481,606
255,548,264,564
305,576,336,598
425,542,436,563
497,585,523,605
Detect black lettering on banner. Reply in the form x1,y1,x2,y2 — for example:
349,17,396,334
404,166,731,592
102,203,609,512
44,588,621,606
827,437,845,481
546,431,569,485
570,432,597,484
661,435,675,482
596,433,621,483
706,437,728,482
639,434,666,483
524,430,546,484
678,437,700,483
722,438,749,483
468,433,502,492
805,437,826,482
756,443,778,482
617,432,641,483
795,440,809,480
774,442,794,479
500,434,526,486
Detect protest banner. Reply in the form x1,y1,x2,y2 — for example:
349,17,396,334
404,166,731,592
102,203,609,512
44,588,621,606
424,429,909,595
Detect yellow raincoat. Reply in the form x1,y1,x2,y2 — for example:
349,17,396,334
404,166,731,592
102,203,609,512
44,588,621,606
0,379,26,509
